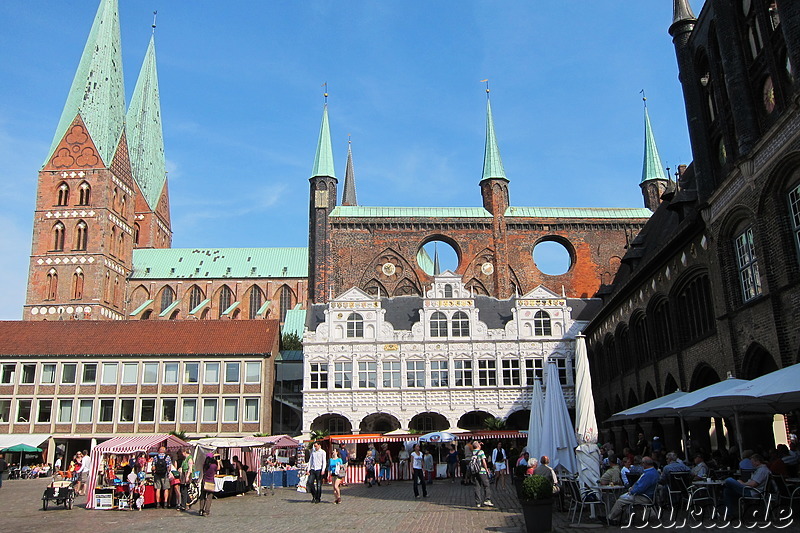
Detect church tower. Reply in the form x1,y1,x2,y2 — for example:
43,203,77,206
127,32,172,250
25,0,134,320
308,102,337,304
639,100,670,212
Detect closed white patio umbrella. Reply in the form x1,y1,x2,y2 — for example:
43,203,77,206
540,360,577,474
526,379,544,462
573,334,601,489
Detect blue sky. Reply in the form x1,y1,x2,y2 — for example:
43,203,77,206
0,1,703,319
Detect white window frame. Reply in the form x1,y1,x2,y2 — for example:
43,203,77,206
163,362,179,385
502,359,521,386
223,398,239,423
204,362,220,385
140,398,156,423
0,363,15,384
184,362,199,384
78,399,93,423
101,362,118,385
58,399,73,423
382,361,400,388
181,398,197,423
37,399,53,423
17,399,32,423
525,358,544,384
478,359,497,387
142,362,159,385
224,362,240,384
309,363,328,389
161,398,177,422
41,363,57,384
430,360,448,387
20,363,36,384
358,361,377,388
406,360,425,388
202,398,218,423
98,399,114,423
122,363,138,384
81,363,97,384
454,359,473,387
451,311,470,337
61,363,76,384
333,362,352,389
119,398,135,423
244,361,261,384
244,398,259,422
0,399,11,422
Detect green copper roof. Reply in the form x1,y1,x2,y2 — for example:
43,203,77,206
341,142,358,206
282,305,306,338
158,299,180,318
481,99,507,182
505,206,653,218
130,299,153,316
417,247,434,276
641,107,668,184
131,247,308,279
330,206,493,218
311,104,336,178
127,35,167,210
189,298,210,315
45,0,126,168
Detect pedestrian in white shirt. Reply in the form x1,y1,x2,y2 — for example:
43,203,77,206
306,442,327,503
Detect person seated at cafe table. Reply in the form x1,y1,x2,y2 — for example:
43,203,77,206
691,454,709,481
722,453,771,520
599,454,622,486
603,456,659,526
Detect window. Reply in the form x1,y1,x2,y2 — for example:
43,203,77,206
119,399,135,422
71,269,84,299
161,399,177,422
82,363,97,384
225,362,240,384
280,285,293,321
0,400,10,422
202,399,218,422
184,363,199,384
218,285,232,318
140,399,156,422
334,362,352,389
245,362,261,384
134,223,140,245
0,363,15,384
244,398,259,422
549,358,569,386
431,360,448,387
310,363,328,389
223,398,239,422
676,274,716,345
358,361,377,388
163,362,179,384
57,182,69,205
346,313,364,338
160,286,175,313
734,227,762,302
61,363,76,384
142,363,158,384
502,359,521,386
525,359,543,384
452,311,470,337
790,183,800,261
21,364,35,384
122,363,138,384
98,363,117,385
53,222,64,251
41,364,56,384
99,399,114,422
406,360,425,388
534,311,552,336
478,360,497,386
382,361,401,388
249,286,264,318
38,400,52,423
444,284,453,298
46,269,58,299
78,181,90,205
58,399,73,423
78,399,93,423
17,400,32,423
181,399,197,423
189,285,204,311
75,220,87,250
430,311,447,337
204,362,220,384
454,360,473,387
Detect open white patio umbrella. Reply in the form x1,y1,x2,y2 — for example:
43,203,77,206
540,360,577,474
526,379,544,461
573,333,601,489
418,431,456,443
723,362,800,410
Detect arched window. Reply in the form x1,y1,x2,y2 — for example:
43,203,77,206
104,271,110,302
189,285,204,311
533,310,552,336
56,182,69,206
430,311,447,337
617,324,632,371
346,313,364,338
249,286,264,318
112,187,118,212
46,269,58,300
649,298,674,356
78,182,91,205
53,222,65,251
631,312,650,363
111,226,117,256
71,268,84,299
734,227,762,302
676,273,716,346
134,223,140,246
444,284,453,298
160,286,175,313
218,285,233,317
74,221,88,251
112,276,120,306
451,311,470,337
117,231,124,258
279,285,293,321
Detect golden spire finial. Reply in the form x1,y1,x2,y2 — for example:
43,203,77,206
640,89,647,107
152,11,157,34
322,82,328,103
481,79,490,98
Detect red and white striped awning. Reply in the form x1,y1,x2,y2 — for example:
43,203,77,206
455,430,528,440
330,430,527,444
92,434,189,454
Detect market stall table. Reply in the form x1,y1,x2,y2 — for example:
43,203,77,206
692,480,725,509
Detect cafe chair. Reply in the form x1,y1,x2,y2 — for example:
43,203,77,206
666,471,693,513
564,478,603,525
621,493,658,526
773,476,800,515
738,476,777,523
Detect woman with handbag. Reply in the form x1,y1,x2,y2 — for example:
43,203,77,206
199,453,220,517
329,448,345,504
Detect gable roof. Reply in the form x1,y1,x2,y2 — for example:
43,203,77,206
131,247,308,279
0,320,280,356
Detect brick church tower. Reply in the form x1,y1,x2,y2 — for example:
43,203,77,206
25,0,171,320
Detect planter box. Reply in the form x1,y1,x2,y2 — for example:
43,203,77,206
521,498,553,533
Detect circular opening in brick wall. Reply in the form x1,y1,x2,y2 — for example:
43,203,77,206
533,240,572,276
417,239,459,275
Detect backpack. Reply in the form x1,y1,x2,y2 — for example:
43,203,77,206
154,455,168,476
468,453,482,475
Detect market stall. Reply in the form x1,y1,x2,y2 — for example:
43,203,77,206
191,437,266,496
85,434,190,510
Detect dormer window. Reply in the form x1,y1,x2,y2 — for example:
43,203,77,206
346,312,364,338
430,311,447,337
444,284,453,298
534,310,552,336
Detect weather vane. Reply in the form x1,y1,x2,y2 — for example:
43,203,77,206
152,11,157,33
481,79,490,98
640,89,647,106
322,82,328,103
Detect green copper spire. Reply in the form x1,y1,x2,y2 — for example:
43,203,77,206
433,243,441,275
127,34,166,210
481,99,507,182
45,0,126,167
641,104,668,183
342,139,357,205
312,104,336,178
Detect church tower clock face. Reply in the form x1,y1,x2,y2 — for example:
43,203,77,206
381,262,396,277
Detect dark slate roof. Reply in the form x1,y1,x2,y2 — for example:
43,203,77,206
568,298,604,322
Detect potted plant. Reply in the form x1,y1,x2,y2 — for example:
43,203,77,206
518,474,553,533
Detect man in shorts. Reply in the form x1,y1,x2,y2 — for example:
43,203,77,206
152,446,173,508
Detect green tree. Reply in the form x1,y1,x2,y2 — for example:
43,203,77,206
169,430,188,441
484,416,506,430
281,332,303,351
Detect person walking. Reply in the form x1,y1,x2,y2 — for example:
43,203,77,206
423,448,435,484
472,441,493,508
329,448,344,504
398,446,410,480
0,453,7,490
379,443,392,485
446,444,459,483
152,446,172,508
306,441,327,503
411,444,428,498
364,449,377,487
492,442,508,489
338,443,349,486
177,447,194,511
199,453,220,517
